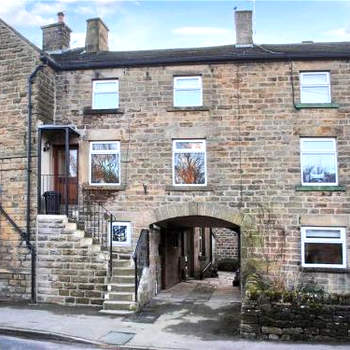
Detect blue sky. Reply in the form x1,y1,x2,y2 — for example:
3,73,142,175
1,1,350,51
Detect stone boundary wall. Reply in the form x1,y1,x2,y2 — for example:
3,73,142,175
241,300,350,342
36,215,108,306
213,228,239,262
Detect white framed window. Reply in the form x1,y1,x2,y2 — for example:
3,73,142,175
301,227,346,269
109,221,132,246
300,72,331,104
300,138,338,186
172,139,207,186
92,79,119,109
173,76,202,107
89,141,120,185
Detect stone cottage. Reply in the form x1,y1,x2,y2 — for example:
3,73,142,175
1,10,350,315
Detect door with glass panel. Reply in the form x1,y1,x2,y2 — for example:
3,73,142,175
53,146,78,204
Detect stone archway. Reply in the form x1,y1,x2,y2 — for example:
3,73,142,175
152,202,243,229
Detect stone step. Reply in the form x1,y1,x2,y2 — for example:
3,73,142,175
111,276,134,284
108,283,134,293
107,292,134,302
112,260,133,268
103,301,136,311
114,268,134,276
99,309,134,316
64,222,77,233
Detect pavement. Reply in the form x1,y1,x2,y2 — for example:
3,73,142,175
0,274,349,350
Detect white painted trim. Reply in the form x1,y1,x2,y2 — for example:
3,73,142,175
173,76,203,107
299,71,331,104
299,137,338,186
301,226,346,269
89,141,121,186
92,79,119,109
172,139,207,186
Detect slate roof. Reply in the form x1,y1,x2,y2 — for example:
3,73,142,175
49,42,350,70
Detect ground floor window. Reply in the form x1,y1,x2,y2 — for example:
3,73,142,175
301,226,346,268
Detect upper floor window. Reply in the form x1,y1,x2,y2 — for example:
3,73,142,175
300,72,331,104
300,138,337,186
301,227,346,269
173,76,202,107
92,80,119,109
172,139,206,186
89,141,120,185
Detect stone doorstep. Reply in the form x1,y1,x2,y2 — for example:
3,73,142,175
103,300,137,311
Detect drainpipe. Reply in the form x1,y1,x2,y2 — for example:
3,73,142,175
27,63,45,303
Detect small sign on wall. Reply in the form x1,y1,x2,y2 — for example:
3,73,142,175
109,222,132,246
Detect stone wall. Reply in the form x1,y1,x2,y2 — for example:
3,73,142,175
53,59,350,294
213,228,239,262
241,299,350,342
36,215,108,306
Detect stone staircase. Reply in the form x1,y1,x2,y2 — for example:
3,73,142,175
101,253,137,315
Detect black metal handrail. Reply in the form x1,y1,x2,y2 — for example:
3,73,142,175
200,228,216,280
132,229,149,302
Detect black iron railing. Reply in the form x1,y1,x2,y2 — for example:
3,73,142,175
132,229,150,302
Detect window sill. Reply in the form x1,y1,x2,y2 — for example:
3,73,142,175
300,267,349,274
167,106,210,112
83,107,125,115
295,103,339,109
83,184,126,191
296,185,345,192
165,185,213,192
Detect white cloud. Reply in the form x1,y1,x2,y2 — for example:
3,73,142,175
325,27,350,41
173,26,231,36
0,0,55,27
71,32,85,48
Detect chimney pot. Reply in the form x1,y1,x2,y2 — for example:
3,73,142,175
85,18,109,53
57,12,65,24
235,10,253,47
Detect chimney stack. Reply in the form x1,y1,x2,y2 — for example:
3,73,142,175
41,12,71,52
235,10,253,47
85,18,109,53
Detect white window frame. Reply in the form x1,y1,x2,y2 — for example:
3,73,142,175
92,79,119,109
173,76,203,107
172,139,207,186
300,71,331,104
300,138,338,186
109,221,132,247
301,226,347,269
89,141,120,186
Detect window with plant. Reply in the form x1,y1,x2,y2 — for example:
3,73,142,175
89,141,120,185
172,139,206,186
300,138,338,186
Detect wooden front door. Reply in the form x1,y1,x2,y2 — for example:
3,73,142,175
53,146,78,204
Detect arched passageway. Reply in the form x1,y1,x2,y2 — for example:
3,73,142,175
151,207,241,291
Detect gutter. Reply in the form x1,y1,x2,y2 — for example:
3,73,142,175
26,63,45,303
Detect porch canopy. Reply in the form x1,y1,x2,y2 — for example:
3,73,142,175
37,125,80,216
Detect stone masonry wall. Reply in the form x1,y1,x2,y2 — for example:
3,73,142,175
0,19,40,301
53,58,350,294
213,228,239,262
0,19,56,301
241,299,350,342
36,215,108,306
